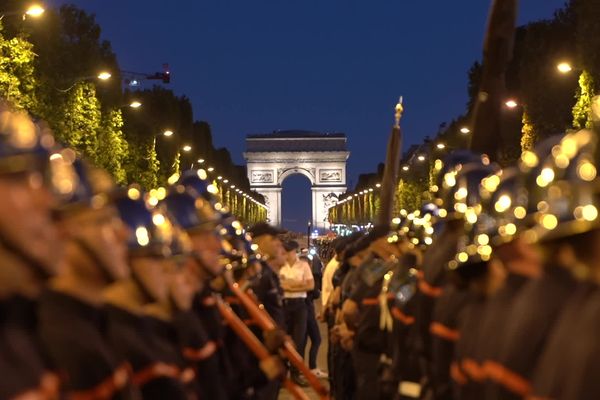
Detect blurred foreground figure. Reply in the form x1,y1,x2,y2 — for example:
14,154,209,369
38,156,139,399
0,103,61,399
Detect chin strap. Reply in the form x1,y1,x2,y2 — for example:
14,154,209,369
129,261,158,305
0,228,52,281
72,237,116,285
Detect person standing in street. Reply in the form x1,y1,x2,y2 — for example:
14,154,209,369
280,240,314,386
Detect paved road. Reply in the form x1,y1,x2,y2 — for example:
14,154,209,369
278,301,330,400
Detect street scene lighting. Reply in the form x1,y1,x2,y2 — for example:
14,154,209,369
182,145,192,152
163,130,174,137
197,158,205,163
557,62,573,74
505,99,518,109
417,155,426,161
402,165,410,171
460,127,470,134
207,167,215,172
25,4,45,17
97,71,112,81
436,143,446,150
129,101,142,108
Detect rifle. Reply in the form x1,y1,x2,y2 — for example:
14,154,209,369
214,295,310,400
469,0,519,159
224,276,331,400
377,97,404,226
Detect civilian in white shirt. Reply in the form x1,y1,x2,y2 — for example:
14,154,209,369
279,240,314,386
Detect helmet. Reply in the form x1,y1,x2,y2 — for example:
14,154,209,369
115,187,174,258
446,162,500,277
528,129,600,242
431,150,486,214
446,161,499,221
49,151,116,214
0,102,55,175
161,184,220,233
477,167,526,246
178,169,221,205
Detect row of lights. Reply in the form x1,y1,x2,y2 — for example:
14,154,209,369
336,183,382,205
197,163,267,210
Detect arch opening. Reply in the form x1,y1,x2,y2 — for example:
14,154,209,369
281,173,312,233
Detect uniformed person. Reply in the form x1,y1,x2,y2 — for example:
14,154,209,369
38,156,139,399
485,134,583,400
425,153,491,400
103,189,189,399
161,178,236,397
246,222,290,398
0,102,61,399
416,151,484,399
341,225,400,400
522,128,600,400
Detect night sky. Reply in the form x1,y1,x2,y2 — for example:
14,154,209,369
51,0,566,232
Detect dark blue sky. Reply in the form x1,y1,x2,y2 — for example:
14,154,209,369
51,0,566,231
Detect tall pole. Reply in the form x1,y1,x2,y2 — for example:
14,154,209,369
469,0,519,160
377,97,404,226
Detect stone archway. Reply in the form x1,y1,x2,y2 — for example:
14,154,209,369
244,130,350,230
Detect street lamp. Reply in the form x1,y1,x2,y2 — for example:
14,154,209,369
163,130,174,137
402,165,410,171
207,167,215,172
436,143,446,150
197,158,205,164
129,100,142,109
505,99,518,109
417,155,426,162
25,4,45,17
182,145,192,152
557,62,573,74
97,71,112,81
460,127,470,134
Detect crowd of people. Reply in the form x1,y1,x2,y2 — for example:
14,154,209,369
4,92,600,400
320,124,600,400
0,100,338,400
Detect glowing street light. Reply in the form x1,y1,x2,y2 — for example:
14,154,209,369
97,71,112,81
436,143,446,150
129,101,142,109
207,167,215,172
417,155,426,162
460,127,470,134
163,130,174,137
182,145,192,152
557,62,573,74
197,158,205,164
505,99,518,109
25,4,45,17
402,165,410,171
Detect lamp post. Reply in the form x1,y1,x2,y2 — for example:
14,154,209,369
1,4,45,19
307,220,312,248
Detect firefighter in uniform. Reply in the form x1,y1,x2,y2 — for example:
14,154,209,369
0,103,61,399
38,156,139,399
103,189,189,399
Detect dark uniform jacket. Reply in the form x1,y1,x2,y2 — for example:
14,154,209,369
104,305,188,400
453,293,487,400
252,261,285,329
529,283,597,399
489,264,577,400
0,295,59,399
553,290,600,399
430,285,469,400
173,309,228,400
38,290,138,399
478,273,529,398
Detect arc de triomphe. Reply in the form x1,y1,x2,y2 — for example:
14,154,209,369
244,130,350,230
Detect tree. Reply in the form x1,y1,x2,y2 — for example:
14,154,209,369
520,109,536,151
572,70,595,129
97,109,129,184
54,81,101,159
0,24,38,110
